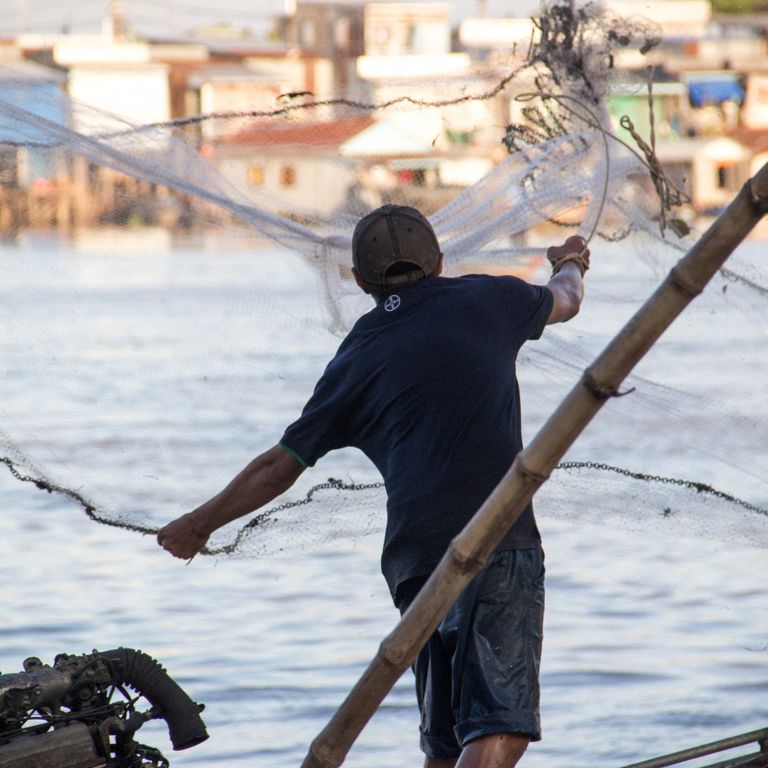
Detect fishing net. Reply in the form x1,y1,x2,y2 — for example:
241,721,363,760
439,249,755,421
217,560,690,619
1,0,766,561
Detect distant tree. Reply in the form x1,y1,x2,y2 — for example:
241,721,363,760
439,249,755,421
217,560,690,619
711,0,768,13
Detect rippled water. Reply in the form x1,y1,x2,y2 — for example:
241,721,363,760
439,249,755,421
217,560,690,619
1,229,766,768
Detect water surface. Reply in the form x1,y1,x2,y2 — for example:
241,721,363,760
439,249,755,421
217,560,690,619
1,231,766,767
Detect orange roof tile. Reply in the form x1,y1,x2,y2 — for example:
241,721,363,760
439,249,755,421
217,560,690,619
220,114,375,148
728,127,768,154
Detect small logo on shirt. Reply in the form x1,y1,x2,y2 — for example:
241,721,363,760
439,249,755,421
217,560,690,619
384,295,401,312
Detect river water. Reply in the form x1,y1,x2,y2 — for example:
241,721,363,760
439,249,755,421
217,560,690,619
0,228,766,768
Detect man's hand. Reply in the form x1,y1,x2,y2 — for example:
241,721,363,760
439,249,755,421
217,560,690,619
546,235,590,276
155,444,305,562
157,511,210,560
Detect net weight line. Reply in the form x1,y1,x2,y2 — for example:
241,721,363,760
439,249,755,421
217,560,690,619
3,455,765,550
557,461,768,517
0,456,154,536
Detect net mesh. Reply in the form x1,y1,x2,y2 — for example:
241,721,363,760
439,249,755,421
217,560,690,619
1,1,766,559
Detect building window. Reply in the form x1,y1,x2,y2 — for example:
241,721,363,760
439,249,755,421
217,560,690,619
716,166,726,189
334,17,350,48
301,19,316,47
446,129,473,146
248,164,264,186
374,24,390,50
406,23,417,53
280,165,296,187
716,164,736,190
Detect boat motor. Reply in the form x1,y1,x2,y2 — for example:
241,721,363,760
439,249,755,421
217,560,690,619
0,648,208,768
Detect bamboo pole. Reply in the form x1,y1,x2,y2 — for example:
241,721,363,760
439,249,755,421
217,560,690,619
300,163,768,768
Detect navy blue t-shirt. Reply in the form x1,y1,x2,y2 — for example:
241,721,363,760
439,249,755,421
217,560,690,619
280,274,553,597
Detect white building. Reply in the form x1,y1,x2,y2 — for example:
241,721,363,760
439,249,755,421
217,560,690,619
66,62,171,131
210,114,375,216
458,17,538,52
608,0,711,40
656,136,751,211
356,3,471,86
47,37,171,130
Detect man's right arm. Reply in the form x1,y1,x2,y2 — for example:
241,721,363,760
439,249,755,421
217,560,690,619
545,236,588,325
546,262,584,324
157,444,305,560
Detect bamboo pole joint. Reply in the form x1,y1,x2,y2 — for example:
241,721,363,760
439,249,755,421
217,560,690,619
304,742,331,768
514,456,551,483
669,264,705,299
378,638,408,668
582,370,634,400
446,539,487,574
746,176,768,213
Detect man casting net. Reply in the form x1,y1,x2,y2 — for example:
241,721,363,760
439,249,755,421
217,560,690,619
1,2,765,559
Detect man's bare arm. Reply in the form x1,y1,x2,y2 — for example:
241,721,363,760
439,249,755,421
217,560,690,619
157,444,305,560
547,262,584,324
545,236,588,324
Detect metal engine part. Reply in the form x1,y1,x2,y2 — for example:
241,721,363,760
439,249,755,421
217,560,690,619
0,649,208,768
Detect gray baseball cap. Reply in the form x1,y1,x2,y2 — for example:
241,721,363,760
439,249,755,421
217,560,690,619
352,204,441,287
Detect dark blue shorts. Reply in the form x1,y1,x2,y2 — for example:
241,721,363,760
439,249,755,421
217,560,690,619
396,546,545,759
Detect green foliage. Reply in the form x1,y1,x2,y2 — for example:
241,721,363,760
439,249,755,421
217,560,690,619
711,0,768,14
445,129,473,146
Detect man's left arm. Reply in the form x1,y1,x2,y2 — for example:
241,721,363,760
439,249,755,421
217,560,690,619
157,444,305,560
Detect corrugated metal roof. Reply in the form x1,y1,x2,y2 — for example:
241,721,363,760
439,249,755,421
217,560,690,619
0,60,66,83
187,65,283,87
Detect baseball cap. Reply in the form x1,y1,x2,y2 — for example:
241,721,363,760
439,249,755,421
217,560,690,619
352,205,441,287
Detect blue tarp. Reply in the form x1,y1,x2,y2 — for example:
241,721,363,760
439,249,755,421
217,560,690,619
688,78,744,106
0,83,67,144
0,82,67,184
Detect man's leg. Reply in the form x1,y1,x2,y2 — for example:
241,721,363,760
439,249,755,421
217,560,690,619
424,733,528,768
425,756,458,768
450,549,544,768
404,550,543,768
456,733,529,767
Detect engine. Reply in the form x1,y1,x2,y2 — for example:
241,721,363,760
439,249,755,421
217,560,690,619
0,648,208,768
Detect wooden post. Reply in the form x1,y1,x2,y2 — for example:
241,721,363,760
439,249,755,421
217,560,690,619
72,155,91,228
300,162,768,768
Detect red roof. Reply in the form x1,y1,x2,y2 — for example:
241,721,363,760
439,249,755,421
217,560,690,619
727,127,768,154
220,113,375,148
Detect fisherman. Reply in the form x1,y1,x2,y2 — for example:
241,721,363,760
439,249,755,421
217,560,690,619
157,204,588,768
